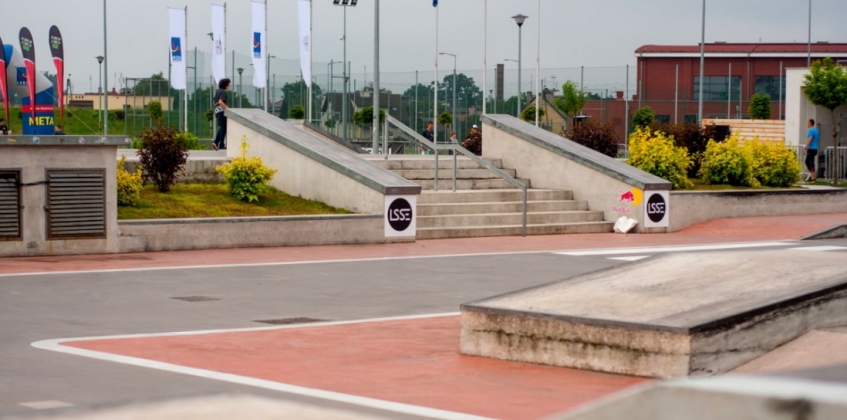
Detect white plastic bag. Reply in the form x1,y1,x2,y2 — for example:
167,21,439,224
614,216,638,234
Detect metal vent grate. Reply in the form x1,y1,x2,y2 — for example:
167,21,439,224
253,318,327,325
46,170,106,239
0,171,21,240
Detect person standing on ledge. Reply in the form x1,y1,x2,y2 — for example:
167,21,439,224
421,121,434,154
212,78,231,151
804,119,820,182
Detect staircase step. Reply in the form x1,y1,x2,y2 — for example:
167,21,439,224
416,221,615,240
366,157,503,170
418,189,573,204
415,178,532,190
391,168,518,180
417,200,589,216
417,211,606,228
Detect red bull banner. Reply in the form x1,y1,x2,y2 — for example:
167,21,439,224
18,28,36,121
49,26,64,124
0,37,9,124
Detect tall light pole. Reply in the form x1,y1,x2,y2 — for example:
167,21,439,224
237,67,244,108
807,0,812,67
698,0,705,124
334,0,357,142
505,59,519,116
103,0,109,135
535,0,541,127
482,0,487,115
266,54,276,112
439,52,457,136
96,56,104,132
373,0,380,155
512,14,527,119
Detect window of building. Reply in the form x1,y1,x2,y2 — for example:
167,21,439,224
655,115,671,124
754,76,786,101
693,76,742,101
684,115,698,124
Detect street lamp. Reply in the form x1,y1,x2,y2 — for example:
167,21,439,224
697,0,705,124
512,14,528,118
439,52,457,137
103,0,109,135
237,67,244,108
96,56,104,131
334,0,357,142
505,58,519,117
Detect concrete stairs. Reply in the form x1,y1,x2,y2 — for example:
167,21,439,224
366,156,613,239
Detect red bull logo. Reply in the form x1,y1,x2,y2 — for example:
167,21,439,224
617,189,643,206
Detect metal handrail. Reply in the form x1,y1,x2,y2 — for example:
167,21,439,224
385,115,528,236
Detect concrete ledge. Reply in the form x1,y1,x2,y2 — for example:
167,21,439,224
460,251,847,378
0,135,132,146
670,188,847,232
802,224,847,240
302,121,366,154
119,214,408,252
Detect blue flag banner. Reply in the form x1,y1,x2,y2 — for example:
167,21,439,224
433,0,437,7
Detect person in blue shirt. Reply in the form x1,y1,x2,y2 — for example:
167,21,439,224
804,119,820,182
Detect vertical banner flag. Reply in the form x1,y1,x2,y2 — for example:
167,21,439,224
18,28,37,121
169,7,187,90
0,37,9,124
251,0,266,88
48,26,65,124
211,3,226,84
297,0,311,86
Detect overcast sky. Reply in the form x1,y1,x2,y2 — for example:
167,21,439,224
3,0,846,90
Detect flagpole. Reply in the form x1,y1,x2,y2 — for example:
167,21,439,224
184,6,188,132
482,0,487,115
535,0,540,127
307,0,313,123
433,2,438,146
103,0,108,135
263,0,269,113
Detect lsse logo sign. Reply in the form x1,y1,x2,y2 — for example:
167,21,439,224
385,196,416,238
643,191,669,228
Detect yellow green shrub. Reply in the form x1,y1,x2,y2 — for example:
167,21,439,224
216,136,278,202
743,139,801,187
117,155,143,207
699,136,758,187
627,128,692,189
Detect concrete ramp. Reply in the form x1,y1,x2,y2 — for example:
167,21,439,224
460,250,847,378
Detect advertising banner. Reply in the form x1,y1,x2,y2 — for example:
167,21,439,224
211,3,226,84
6,41,54,135
48,26,65,124
18,28,36,121
168,7,187,90
384,195,417,238
297,0,311,86
0,39,9,124
251,0,266,88
643,190,670,228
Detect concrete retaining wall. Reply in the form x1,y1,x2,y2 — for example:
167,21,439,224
122,156,226,183
670,189,847,232
119,214,402,253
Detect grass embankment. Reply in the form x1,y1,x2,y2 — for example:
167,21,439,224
118,183,351,220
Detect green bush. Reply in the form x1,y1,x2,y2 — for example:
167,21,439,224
632,107,655,128
137,124,189,193
175,131,203,150
744,140,801,187
288,105,305,120
652,122,718,177
116,155,143,206
699,135,758,187
352,106,385,126
148,101,163,122
627,128,692,189
749,93,772,120
520,105,545,122
566,119,619,157
216,136,278,202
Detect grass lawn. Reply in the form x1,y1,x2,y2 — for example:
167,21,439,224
118,183,351,220
680,179,801,191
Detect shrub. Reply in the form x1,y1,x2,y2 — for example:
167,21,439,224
175,131,203,150
749,93,772,120
137,124,188,193
744,139,801,187
461,127,482,156
699,136,757,187
116,155,143,207
216,136,278,202
632,107,655,128
627,128,692,189
352,106,386,126
652,122,717,177
566,120,619,157
520,105,545,122
148,101,163,122
288,105,305,120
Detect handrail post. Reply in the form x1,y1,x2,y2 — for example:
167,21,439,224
522,187,528,237
383,117,389,159
434,144,439,191
452,147,457,192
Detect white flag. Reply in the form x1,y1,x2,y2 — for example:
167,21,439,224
168,7,187,90
251,0,266,88
297,0,311,86
211,3,226,84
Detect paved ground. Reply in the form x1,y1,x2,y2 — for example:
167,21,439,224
1,213,846,419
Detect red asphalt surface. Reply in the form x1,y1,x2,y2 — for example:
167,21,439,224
16,213,847,419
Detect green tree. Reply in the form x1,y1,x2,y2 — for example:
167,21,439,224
632,106,655,128
133,73,176,97
554,81,588,127
521,105,545,122
148,101,163,122
438,73,482,108
289,105,306,120
804,56,847,185
748,93,772,120
438,111,453,140
279,79,322,121
353,106,386,126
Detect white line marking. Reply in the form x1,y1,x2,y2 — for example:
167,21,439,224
0,240,798,278
19,401,74,410
554,241,791,256
608,256,650,262
32,313,492,420
791,246,847,252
